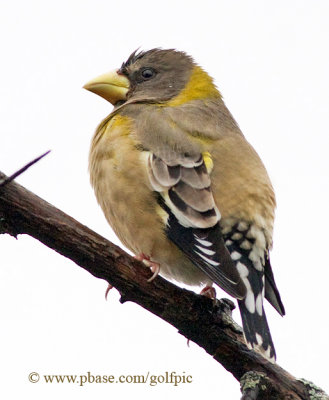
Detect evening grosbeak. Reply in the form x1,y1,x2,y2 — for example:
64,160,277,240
84,48,285,362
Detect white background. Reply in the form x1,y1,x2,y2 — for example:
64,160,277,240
1,0,329,398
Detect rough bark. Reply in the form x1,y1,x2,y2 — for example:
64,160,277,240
0,171,328,400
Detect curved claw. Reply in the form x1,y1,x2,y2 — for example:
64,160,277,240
146,261,160,282
200,285,217,300
105,283,114,300
135,253,160,282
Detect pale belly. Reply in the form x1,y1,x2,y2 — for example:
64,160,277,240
89,123,212,287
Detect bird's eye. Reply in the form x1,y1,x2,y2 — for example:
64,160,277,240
141,68,155,80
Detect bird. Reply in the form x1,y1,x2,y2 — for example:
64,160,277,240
83,48,285,362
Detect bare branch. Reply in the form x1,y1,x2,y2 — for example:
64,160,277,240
0,171,327,400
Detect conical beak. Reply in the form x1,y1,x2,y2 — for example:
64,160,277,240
83,69,130,105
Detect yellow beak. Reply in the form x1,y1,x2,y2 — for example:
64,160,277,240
83,69,130,105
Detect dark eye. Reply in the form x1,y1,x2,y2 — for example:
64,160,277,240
141,68,155,80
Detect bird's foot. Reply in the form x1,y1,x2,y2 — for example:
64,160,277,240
135,253,160,282
200,285,217,300
105,283,114,300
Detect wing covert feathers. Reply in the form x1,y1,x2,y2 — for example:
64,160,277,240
148,152,219,228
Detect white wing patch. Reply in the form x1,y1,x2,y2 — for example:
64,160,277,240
194,236,212,247
195,251,220,267
195,245,216,256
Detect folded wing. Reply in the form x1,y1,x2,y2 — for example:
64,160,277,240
146,151,246,299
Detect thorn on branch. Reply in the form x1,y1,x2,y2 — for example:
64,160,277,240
0,150,51,187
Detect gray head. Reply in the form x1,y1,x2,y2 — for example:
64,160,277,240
118,48,196,103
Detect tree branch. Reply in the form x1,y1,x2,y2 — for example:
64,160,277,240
0,170,327,400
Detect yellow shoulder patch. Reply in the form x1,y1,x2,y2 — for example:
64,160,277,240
106,114,132,135
168,66,221,107
91,113,133,151
202,151,213,173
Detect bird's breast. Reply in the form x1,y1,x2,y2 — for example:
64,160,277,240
89,114,167,255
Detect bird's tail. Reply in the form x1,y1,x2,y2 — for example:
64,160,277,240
222,222,281,362
238,299,276,362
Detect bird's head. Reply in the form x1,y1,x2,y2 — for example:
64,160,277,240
83,48,220,106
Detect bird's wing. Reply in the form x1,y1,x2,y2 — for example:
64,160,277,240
145,150,246,299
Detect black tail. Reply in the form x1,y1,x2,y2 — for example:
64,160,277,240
238,299,276,361
264,255,285,317
222,224,282,362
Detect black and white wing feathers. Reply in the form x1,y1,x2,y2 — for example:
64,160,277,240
146,151,246,300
